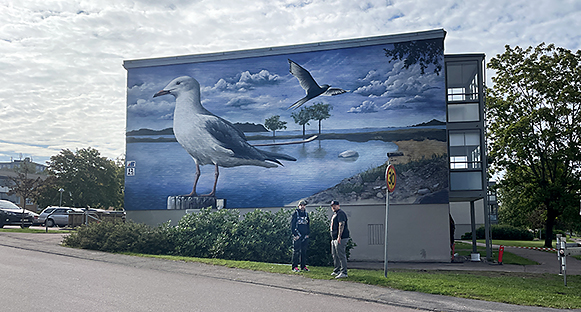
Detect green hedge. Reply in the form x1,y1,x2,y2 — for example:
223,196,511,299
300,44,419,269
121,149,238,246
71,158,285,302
461,224,534,240
62,220,175,254
63,207,355,266
538,229,567,240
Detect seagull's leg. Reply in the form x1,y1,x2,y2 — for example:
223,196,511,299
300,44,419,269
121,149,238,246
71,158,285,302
201,164,219,197
185,162,200,197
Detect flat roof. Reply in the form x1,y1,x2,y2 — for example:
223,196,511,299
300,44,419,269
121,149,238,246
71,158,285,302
123,29,446,69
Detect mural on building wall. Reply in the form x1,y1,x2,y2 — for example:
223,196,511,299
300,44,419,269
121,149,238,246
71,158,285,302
125,37,448,210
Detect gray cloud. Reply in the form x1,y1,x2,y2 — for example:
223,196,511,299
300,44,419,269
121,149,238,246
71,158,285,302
1,0,580,164
226,97,257,108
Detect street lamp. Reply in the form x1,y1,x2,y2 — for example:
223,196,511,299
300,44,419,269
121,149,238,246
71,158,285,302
59,188,64,207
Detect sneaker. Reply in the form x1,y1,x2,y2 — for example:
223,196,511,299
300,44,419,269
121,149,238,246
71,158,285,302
331,271,338,276
301,267,309,272
335,273,348,279
292,267,300,272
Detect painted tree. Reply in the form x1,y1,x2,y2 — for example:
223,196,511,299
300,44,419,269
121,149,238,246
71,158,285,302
290,107,312,138
487,43,581,247
264,115,287,138
307,102,332,134
384,38,444,75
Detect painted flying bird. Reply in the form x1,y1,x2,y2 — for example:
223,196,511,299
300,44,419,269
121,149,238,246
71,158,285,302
153,76,296,197
288,59,347,110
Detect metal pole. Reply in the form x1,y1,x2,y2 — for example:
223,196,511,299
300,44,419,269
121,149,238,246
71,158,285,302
59,188,64,207
470,200,477,254
484,195,492,261
384,160,390,277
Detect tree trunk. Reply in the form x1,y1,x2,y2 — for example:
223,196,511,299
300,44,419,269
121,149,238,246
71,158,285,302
302,125,306,138
318,120,322,134
544,206,557,248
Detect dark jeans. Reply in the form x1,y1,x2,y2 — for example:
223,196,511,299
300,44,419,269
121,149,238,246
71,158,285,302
292,237,309,269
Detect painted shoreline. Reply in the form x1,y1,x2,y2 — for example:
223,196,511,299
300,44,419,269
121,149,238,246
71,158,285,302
126,127,446,144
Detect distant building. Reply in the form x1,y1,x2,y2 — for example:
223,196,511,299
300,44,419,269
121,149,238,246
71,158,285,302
0,157,48,212
0,157,47,172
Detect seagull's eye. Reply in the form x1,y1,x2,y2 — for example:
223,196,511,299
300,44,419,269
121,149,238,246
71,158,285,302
176,81,181,85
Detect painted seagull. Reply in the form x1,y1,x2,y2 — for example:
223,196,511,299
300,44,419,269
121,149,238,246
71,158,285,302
154,76,296,197
288,59,347,110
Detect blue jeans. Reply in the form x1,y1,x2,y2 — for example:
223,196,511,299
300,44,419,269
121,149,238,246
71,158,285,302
331,238,347,274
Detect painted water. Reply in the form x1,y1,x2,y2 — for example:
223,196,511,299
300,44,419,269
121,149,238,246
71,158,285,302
125,138,398,209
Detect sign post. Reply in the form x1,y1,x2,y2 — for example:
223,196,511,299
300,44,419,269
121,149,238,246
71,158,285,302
557,234,567,286
384,162,396,277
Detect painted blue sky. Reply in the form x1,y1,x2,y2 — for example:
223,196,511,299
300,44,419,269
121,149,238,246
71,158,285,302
126,42,445,133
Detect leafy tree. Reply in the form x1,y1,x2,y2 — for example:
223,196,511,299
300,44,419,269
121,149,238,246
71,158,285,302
487,43,581,247
264,115,287,138
307,102,332,134
384,38,444,75
6,159,44,213
497,167,542,229
34,175,60,208
290,106,311,138
44,147,124,209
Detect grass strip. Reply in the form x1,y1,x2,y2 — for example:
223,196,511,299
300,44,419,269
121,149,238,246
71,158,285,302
129,253,581,309
476,239,556,249
454,242,539,265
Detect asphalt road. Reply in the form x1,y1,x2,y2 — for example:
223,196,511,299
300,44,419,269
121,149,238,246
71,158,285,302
0,235,413,312
0,231,577,312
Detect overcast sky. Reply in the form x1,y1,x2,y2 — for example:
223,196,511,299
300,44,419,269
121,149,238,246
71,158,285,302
1,0,580,165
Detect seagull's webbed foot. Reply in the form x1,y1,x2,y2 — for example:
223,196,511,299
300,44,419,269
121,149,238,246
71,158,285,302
181,190,198,197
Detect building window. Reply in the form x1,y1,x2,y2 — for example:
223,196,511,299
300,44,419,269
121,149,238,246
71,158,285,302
449,130,483,191
450,171,482,190
446,61,479,102
449,131,481,169
448,103,480,122
446,61,480,122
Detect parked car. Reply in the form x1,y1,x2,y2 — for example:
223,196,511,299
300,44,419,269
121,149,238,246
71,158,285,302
0,199,38,228
38,207,84,227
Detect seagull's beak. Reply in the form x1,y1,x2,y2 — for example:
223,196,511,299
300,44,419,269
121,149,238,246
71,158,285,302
153,90,171,98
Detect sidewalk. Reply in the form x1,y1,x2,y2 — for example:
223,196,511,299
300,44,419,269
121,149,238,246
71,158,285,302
1,231,578,312
350,242,581,275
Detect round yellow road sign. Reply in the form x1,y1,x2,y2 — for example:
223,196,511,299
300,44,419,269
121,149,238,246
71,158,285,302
386,164,396,193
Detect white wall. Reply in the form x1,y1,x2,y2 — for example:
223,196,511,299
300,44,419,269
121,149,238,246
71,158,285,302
338,204,451,262
449,199,485,239
127,203,452,262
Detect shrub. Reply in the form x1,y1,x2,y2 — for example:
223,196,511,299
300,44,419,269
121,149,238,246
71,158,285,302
170,208,239,258
63,220,173,255
539,228,567,240
63,207,356,267
233,209,292,263
461,224,534,240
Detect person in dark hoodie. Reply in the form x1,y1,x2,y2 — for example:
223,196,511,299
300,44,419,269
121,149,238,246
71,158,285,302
291,200,310,272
